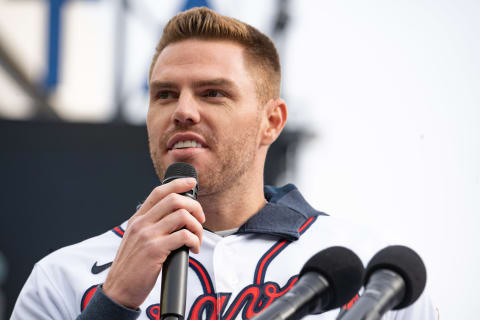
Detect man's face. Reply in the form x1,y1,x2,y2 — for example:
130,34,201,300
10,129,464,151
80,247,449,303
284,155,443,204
147,39,265,195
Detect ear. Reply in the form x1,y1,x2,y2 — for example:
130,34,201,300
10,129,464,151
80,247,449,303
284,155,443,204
260,98,287,146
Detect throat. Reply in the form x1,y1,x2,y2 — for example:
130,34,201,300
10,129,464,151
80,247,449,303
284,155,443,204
199,191,268,232
214,227,240,237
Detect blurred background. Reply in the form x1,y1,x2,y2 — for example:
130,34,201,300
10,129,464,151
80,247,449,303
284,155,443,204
0,0,479,318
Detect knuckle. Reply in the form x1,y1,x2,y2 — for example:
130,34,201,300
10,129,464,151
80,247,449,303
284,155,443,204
152,185,164,198
164,193,175,202
128,219,141,234
166,193,183,208
190,199,202,212
179,229,191,242
146,239,163,259
190,200,199,211
138,229,150,242
128,214,138,226
178,209,191,221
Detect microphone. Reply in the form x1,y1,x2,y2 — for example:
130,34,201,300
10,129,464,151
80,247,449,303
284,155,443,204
160,162,198,320
338,245,427,320
251,246,365,320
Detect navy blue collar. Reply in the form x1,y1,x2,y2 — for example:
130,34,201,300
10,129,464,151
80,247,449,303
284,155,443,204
237,184,326,241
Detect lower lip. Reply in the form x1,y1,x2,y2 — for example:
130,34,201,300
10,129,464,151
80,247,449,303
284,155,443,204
168,147,207,159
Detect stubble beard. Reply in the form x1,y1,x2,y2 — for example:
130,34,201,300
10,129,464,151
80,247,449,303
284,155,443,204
196,124,259,197
149,121,261,198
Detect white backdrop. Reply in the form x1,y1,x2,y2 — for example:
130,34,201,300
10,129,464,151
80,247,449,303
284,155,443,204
286,2,480,319
224,2,480,317
1,0,479,318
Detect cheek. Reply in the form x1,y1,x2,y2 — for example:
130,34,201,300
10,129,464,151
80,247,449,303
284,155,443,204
146,109,155,134
146,121,165,154
146,119,157,143
147,109,168,139
221,114,261,144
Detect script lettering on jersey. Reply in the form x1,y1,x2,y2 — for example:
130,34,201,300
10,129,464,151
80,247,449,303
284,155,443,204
146,276,298,320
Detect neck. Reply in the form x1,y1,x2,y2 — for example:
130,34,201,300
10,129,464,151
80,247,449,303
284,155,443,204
198,168,266,232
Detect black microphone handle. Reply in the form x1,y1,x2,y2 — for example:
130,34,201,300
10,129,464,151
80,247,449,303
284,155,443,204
160,188,197,320
339,269,406,320
160,246,189,320
252,272,330,320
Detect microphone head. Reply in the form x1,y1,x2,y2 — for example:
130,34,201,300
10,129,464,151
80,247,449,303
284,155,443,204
365,245,427,309
163,162,198,183
300,246,365,310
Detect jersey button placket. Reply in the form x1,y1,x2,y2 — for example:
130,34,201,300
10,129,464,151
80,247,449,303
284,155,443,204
213,240,236,292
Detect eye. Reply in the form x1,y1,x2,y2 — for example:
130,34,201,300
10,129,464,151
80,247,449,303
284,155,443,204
203,90,225,98
155,91,178,100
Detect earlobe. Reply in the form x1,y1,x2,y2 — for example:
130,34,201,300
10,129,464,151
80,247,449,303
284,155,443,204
261,98,287,146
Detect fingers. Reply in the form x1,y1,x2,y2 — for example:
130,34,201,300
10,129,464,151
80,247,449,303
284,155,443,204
151,192,205,223
102,178,204,309
154,229,202,256
150,209,203,253
126,177,205,253
135,177,197,217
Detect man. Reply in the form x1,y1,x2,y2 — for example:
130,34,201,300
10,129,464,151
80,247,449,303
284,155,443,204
11,7,436,320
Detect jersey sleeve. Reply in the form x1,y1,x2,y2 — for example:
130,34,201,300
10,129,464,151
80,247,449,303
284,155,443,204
76,285,141,320
11,263,73,319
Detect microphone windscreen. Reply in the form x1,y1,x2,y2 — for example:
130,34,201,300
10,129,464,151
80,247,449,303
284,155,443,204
365,245,426,309
300,246,365,310
163,162,198,182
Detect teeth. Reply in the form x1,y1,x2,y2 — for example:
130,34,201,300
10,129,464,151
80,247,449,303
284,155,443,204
173,140,202,149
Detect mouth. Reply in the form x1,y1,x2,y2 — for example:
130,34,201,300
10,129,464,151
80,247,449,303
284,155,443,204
166,133,208,151
171,140,203,150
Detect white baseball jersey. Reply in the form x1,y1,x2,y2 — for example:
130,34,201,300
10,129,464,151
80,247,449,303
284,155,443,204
11,184,437,319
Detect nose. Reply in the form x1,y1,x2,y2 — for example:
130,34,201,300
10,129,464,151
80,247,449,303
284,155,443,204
171,92,201,126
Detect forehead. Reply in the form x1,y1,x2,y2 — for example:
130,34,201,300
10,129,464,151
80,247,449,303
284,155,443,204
150,39,254,85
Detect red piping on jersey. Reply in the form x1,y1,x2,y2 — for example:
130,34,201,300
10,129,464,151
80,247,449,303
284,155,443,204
80,285,98,311
112,226,125,237
255,240,287,285
298,216,315,233
254,216,317,285
189,257,213,294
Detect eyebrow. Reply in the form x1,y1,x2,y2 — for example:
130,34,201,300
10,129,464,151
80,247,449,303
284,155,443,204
192,78,237,89
149,78,238,90
149,81,177,90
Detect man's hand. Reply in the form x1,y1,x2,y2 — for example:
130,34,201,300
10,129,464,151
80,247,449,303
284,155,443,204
102,177,205,309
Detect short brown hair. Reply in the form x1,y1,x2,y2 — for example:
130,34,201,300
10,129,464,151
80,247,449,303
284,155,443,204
149,7,281,104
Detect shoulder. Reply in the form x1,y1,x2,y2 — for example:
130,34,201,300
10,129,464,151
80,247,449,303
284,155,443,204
284,214,389,270
33,222,126,296
262,184,390,265
38,222,125,272
12,223,126,319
